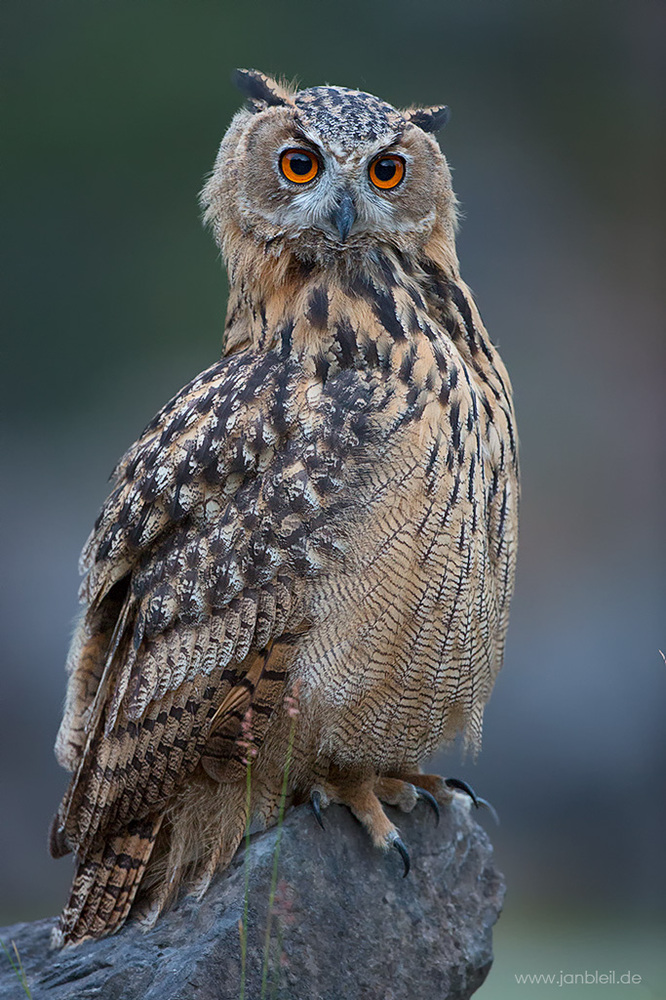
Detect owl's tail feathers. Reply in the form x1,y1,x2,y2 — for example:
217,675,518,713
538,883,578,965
50,814,162,949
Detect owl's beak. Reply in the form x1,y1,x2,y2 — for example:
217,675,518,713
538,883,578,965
330,190,356,242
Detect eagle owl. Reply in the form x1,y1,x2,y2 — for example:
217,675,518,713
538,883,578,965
50,69,519,947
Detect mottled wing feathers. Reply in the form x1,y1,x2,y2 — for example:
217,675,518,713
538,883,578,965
53,353,302,857
202,638,298,783
80,352,286,609
52,341,375,860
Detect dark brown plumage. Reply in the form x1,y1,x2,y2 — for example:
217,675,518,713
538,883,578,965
50,69,519,947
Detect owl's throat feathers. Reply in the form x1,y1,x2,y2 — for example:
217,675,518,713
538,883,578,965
222,236,464,363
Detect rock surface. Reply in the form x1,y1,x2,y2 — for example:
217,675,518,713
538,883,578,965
0,795,505,1000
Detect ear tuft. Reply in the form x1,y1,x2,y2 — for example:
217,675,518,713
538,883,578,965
406,105,451,133
232,69,294,109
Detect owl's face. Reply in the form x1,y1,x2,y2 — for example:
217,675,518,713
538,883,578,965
203,71,458,268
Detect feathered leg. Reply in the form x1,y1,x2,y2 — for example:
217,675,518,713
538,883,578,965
134,770,249,927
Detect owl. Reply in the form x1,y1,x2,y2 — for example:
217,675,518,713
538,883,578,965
49,69,519,947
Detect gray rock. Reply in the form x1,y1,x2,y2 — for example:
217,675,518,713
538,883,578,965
0,795,504,1000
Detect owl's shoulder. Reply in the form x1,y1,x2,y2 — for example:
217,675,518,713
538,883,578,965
79,346,385,608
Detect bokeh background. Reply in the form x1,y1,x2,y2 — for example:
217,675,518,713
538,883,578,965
3,1,665,996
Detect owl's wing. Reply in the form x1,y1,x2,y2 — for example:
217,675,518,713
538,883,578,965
51,348,332,861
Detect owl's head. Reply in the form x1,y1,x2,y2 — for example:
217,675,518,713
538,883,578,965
202,70,459,275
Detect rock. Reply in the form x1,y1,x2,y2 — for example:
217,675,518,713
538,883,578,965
0,794,505,1000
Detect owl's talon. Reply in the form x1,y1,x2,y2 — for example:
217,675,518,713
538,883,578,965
477,796,500,826
415,787,440,826
445,777,480,809
392,836,411,877
310,790,325,829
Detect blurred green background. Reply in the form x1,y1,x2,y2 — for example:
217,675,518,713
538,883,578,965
2,1,665,996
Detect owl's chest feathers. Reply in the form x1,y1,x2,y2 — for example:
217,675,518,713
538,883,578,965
208,257,516,761
219,265,515,765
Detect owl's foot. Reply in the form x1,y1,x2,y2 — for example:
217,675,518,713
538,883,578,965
310,775,412,876
391,772,499,825
373,776,440,825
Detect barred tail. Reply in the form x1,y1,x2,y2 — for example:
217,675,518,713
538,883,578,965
51,815,162,948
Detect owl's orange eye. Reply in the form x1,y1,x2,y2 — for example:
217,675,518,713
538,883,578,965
369,155,405,190
279,148,319,184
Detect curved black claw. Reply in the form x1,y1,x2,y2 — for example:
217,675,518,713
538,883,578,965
415,787,440,826
477,796,500,826
393,836,411,878
310,790,325,830
445,777,480,809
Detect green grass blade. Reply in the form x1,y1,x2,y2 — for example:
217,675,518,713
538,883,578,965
0,939,32,999
260,718,295,999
